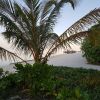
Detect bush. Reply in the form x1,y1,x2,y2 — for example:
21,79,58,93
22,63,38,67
0,73,20,99
81,38,100,64
0,68,3,78
81,23,100,64
0,63,55,99
14,63,55,99
0,64,100,100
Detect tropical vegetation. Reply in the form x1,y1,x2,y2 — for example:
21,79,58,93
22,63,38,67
0,64,100,100
0,0,100,63
0,1,100,99
81,22,100,64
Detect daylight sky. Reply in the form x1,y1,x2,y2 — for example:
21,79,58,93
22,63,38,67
54,0,100,35
0,0,100,53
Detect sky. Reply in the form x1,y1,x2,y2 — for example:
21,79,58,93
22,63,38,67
0,0,100,61
54,0,100,35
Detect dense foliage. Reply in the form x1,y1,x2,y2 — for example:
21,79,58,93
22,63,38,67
0,68,3,78
81,23,100,64
81,39,100,64
0,64,100,100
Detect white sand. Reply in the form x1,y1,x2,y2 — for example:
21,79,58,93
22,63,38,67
1,52,100,72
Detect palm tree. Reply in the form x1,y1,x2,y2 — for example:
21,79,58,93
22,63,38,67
0,0,100,64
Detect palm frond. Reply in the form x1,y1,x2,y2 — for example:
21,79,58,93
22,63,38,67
41,33,60,51
0,2,34,54
0,46,26,63
2,31,32,55
45,31,88,59
60,8,100,39
42,0,79,33
45,8,100,59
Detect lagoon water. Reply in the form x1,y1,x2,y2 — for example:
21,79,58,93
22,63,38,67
0,52,100,72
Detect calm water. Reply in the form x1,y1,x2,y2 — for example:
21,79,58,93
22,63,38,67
0,60,16,72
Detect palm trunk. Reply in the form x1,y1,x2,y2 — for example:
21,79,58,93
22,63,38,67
34,52,41,63
33,53,47,64
41,57,48,64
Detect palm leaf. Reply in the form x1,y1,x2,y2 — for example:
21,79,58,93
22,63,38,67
0,46,26,63
44,0,79,33
44,8,100,59
45,31,88,59
60,8,100,39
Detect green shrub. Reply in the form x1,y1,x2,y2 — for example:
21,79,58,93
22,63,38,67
81,23,100,64
56,87,89,100
81,38,100,64
15,63,55,99
0,73,20,99
0,64,100,100
0,68,3,78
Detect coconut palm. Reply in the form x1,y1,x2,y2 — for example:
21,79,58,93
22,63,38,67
0,0,100,64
